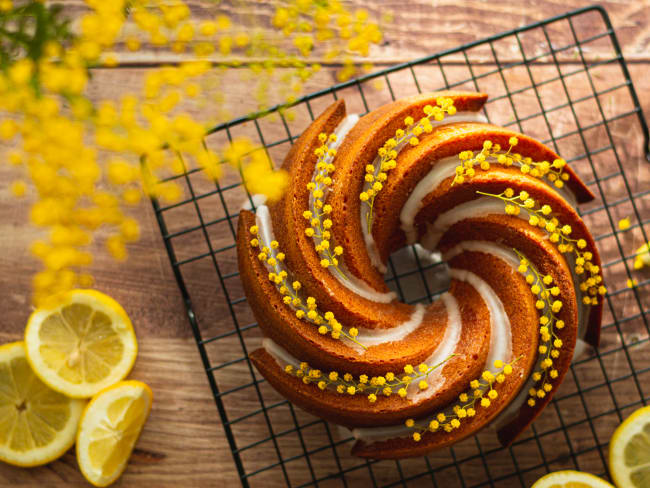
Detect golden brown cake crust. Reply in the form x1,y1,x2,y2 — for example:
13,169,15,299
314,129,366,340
329,92,490,292
249,280,492,428
400,167,602,348
351,250,541,458
372,123,593,265
437,216,579,448
236,92,603,459
267,97,417,332
238,210,451,377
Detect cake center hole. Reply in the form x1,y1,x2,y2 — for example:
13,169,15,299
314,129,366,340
384,244,450,304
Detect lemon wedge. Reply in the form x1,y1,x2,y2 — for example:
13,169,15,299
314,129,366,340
24,289,138,398
531,470,615,487
609,405,650,488
0,341,85,467
76,380,153,487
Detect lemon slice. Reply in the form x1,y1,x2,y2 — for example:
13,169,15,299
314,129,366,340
531,470,615,488
609,405,650,488
24,289,138,398
76,380,153,487
0,341,85,467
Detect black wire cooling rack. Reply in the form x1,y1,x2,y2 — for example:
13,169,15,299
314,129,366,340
149,5,650,487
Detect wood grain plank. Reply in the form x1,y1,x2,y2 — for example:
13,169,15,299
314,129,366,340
0,337,239,487
0,17,649,487
57,0,650,63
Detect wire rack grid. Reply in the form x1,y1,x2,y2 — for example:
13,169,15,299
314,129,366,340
149,6,650,488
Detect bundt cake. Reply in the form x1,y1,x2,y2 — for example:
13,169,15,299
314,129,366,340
236,92,604,459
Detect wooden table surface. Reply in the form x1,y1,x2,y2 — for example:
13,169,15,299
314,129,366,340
1,1,650,487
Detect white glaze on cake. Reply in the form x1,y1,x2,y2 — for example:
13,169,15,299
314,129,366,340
335,265,397,303
444,240,588,339
447,240,590,356
400,156,461,243
438,243,589,433
306,114,397,304
400,155,579,244
450,268,513,370
255,208,424,348
242,193,267,211
364,232,387,274
443,240,521,268
360,111,488,274
257,202,429,349
255,204,344,325
262,304,425,360
420,197,526,250
413,244,442,265
354,304,425,348
407,292,461,401
353,254,515,442
255,205,276,257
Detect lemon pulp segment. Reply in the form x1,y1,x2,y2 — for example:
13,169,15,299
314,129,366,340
623,421,650,486
76,380,152,487
24,290,137,398
0,342,85,467
37,304,125,384
531,470,615,488
610,406,650,488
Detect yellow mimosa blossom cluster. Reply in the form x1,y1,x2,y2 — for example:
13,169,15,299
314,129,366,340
618,217,631,231
361,98,456,231
514,250,566,405
304,132,346,279
272,0,383,83
477,188,606,305
283,355,454,402
452,137,569,187
1,0,387,304
405,359,517,441
127,0,384,110
635,243,650,270
248,224,365,349
226,139,288,202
